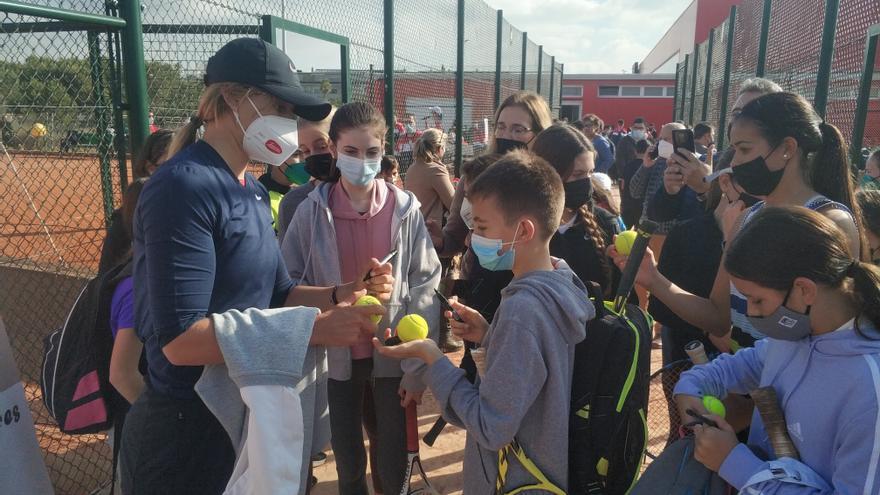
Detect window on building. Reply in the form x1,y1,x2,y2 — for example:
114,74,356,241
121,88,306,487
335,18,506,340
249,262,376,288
620,86,642,97
561,85,583,97
598,86,619,96
643,87,665,97
665,87,676,97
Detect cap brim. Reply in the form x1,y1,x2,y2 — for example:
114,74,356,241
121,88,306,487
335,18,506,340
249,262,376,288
258,83,332,121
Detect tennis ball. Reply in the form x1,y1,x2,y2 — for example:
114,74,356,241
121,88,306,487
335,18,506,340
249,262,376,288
355,295,383,325
615,230,638,256
396,314,429,342
702,395,726,418
30,123,47,138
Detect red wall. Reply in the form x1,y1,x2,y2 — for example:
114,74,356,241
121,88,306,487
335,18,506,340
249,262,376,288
694,0,741,45
562,78,676,128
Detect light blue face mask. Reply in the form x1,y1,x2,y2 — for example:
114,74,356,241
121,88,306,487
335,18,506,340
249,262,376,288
470,225,520,271
336,152,381,186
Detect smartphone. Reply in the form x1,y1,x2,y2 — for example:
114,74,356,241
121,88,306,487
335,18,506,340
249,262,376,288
648,144,659,160
672,129,696,158
686,408,719,428
434,288,464,322
363,249,399,282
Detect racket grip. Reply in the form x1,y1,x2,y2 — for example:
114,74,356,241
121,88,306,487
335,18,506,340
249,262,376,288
423,418,447,447
613,219,658,312
751,386,800,460
685,340,709,364
406,402,419,453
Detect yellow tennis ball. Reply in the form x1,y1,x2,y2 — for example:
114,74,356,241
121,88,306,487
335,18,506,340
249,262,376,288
396,314,429,342
355,295,383,325
30,123,47,138
614,230,638,256
702,395,726,418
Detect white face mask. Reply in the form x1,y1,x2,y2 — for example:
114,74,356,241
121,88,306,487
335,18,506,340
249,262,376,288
460,197,474,230
336,152,381,186
658,139,675,159
233,94,299,167
630,129,646,141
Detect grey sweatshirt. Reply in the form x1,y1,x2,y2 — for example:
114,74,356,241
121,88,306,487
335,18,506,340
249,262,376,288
280,181,442,392
427,260,594,493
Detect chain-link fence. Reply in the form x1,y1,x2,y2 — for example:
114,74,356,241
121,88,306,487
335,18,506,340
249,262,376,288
0,1,560,493
673,0,880,164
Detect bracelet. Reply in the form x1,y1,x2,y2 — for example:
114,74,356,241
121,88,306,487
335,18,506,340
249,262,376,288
331,285,339,305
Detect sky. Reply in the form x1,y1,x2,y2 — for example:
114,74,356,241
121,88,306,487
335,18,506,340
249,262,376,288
486,0,693,74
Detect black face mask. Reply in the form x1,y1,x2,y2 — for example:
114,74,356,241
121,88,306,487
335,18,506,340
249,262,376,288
563,178,593,211
731,146,785,197
495,138,528,154
739,192,762,207
303,153,335,181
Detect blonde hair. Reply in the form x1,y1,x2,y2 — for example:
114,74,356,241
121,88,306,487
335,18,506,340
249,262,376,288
490,91,553,153
298,106,336,139
414,128,445,163
164,82,250,160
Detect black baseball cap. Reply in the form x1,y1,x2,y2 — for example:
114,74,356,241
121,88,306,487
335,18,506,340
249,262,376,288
205,38,332,122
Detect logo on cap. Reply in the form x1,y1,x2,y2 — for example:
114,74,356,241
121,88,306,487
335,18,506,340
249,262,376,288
265,140,283,154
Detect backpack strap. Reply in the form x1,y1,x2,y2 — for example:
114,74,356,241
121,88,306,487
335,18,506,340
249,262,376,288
496,439,565,495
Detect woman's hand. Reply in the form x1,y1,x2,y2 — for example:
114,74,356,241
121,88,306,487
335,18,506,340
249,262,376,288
447,297,489,344
310,305,385,347
338,258,395,304
607,241,660,291
693,415,739,472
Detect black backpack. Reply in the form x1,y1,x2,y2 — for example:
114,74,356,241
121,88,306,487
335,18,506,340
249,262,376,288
41,260,131,434
569,220,657,494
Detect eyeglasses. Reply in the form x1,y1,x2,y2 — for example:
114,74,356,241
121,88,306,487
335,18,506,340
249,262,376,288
493,123,532,139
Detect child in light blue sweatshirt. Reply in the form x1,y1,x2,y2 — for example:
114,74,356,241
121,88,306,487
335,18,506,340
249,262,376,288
674,206,880,494
376,151,594,493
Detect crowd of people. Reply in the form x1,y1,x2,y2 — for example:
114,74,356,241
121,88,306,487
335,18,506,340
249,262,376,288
95,37,880,494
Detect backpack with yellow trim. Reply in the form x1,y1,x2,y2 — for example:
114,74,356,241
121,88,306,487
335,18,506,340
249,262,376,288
568,282,654,494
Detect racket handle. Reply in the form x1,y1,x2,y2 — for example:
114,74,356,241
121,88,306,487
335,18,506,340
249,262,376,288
751,386,799,460
406,402,419,453
613,219,658,313
685,340,709,365
423,418,447,447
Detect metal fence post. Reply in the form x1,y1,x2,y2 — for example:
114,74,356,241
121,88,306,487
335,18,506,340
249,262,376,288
814,0,840,117
549,55,555,113
672,62,680,121
756,0,772,77
119,0,150,155
88,30,115,227
689,45,699,124
520,32,527,90
454,0,464,176
717,5,737,151
850,25,879,166
559,63,564,110
679,54,689,121
536,45,543,95
383,0,394,153
701,28,714,122
494,9,502,110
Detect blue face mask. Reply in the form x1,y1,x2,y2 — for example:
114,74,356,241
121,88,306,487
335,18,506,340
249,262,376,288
470,225,520,271
336,152,381,186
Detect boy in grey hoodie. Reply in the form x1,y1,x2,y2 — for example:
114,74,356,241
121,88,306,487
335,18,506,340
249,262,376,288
376,151,595,493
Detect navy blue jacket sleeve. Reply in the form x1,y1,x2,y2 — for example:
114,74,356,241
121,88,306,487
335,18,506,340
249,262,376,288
270,247,294,308
139,173,218,347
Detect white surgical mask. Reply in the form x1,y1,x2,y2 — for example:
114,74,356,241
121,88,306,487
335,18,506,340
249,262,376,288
233,94,299,167
460,197,474,230
336,153,381,186
658,139,674,159
630,129,646,141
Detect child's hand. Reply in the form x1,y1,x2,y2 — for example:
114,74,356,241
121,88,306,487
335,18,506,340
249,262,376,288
398,387,424,408
371,332,443,365
447,297,489,344
693,415,738,472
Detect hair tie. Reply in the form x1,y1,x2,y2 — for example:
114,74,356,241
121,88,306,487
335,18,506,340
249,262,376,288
847,259,860,277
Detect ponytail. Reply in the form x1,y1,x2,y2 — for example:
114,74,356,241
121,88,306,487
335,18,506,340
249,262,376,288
164,82,249,161
414,128,445,164
848,261,880,338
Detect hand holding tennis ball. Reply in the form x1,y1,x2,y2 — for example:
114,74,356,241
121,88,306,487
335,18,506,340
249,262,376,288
385,314,429,346
702,395,727,418
614,230,638,256
355,295,383,325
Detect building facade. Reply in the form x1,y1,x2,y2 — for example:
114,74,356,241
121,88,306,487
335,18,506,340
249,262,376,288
560,74,677,128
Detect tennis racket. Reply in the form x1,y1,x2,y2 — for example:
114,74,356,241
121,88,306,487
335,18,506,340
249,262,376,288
400,403,439,495
751,386,800,460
